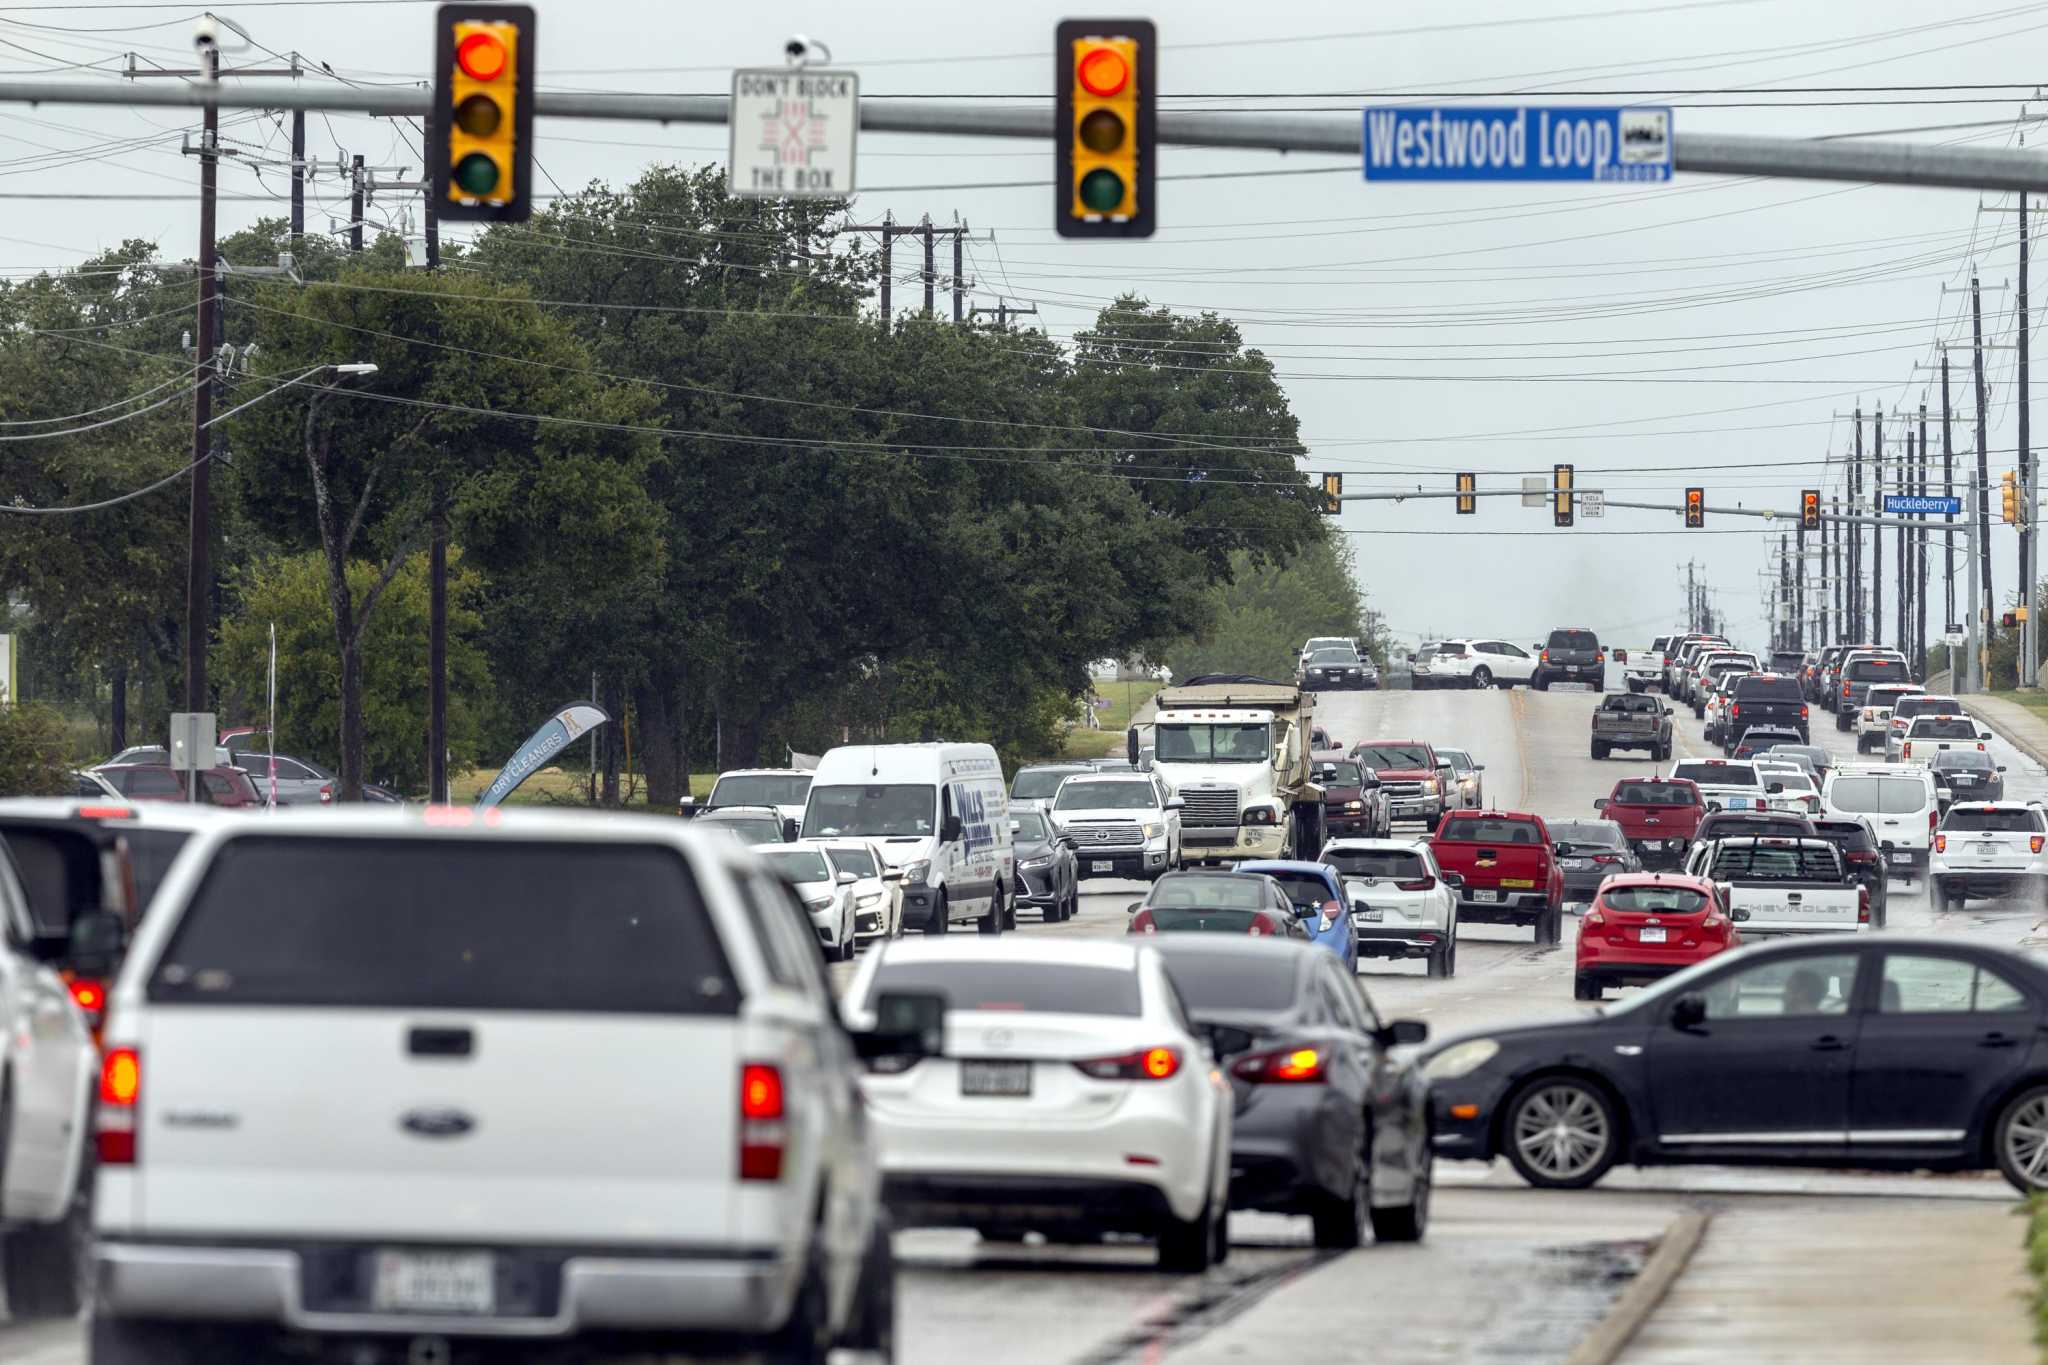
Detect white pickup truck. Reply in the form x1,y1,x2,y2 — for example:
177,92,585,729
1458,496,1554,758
1620,636,1672,693
1669,758,1768,815
1683,835,1867,936
1854,682,1924,754
88,808,943,1363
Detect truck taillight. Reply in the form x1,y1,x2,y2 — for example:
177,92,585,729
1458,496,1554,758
739,1063,785,1181
1730,703,1740,719
1903,742,1911,759
1843,683,1853,696
1858,887,1870,924
2034,836,2046,855
97,1046,140,1165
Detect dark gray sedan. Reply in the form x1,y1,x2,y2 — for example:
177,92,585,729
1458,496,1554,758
1931,748,2006,805
1549,818,1640,905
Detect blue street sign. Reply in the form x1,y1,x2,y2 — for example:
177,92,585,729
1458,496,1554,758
1363,106,1673,183
1883,494,1963,515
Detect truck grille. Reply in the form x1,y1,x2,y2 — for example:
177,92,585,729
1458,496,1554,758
1066,821,1144,847
1384,781,1425,801
1177,787,1240,829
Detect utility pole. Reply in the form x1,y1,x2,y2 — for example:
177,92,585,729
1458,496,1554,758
2022,190,2036,686
424,120,445,804
1851,409,1864,639
422,115,439,270
970,299,1039,328
290,109,305,239
1794,508,1806,650
1974,274,1995,633
1873,408,1885,649
1942,355,1956,635
1917,404,1930,673
350,153,365,251
921,214,935,316
1686,561,1698,633
952,218,965,323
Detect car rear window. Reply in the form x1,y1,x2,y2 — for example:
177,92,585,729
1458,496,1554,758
869,960,1142,1015
1934,751,1995,771
1828,777,1930,815
1911,717,1978,739
148,836,737,1013
1604,886,1710,914
1157,953,1302,1013
1439,816,1543,844
1672,763,1759,788
1551,822,1625,847
1614,782,1697,806
1323,849,1426,880
1898,696,1961,718
1944,808,2043,833
1603,694,1661,713
1148,874,1268,910
1013,768,1087,801
1709,843,1842,880
1262,871,1335,907
1846,658,1905,681
1141,908,1265,935
1547,630,1598,650
1812,821,1876,851
1733,677,1803,702
1702,816,1811,841
121,826,195,915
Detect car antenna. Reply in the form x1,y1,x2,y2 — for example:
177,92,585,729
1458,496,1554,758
870,747,879,778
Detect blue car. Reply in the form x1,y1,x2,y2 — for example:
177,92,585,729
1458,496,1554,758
1236,860,1358,972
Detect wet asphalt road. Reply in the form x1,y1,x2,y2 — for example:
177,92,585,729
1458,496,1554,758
8,669,2039,1363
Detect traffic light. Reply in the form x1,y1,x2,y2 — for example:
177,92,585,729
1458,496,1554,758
2003,469,2021,524
1456,471,1476,515
1319,472,1342,515
433,3,534,223
2004,610,2019,629
1056,19,1156,239
1800,489,1820,530
1684,487,1705,527
1553,463,1574,528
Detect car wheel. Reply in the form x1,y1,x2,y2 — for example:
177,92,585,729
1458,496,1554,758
1471,666,1494,689
1044,893,1063,924
1,1154,88,1320
1310,1147,1368,1250
979,885,1006,935
1995,1084,2048,1193
1502,1076,1620,1190
1573,974,1603,1002
922,893,949,936
1157,1192,1219,1272
1426,940,1451,978
838,1213,896,1362
767,1238,833,1363
1536,905,1562,945
839,927,857,962
1534,673,1549,691
1369,1147,1430,1244
1590,741,1607,760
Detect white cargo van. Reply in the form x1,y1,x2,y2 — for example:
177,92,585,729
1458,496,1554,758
802,743,1014,935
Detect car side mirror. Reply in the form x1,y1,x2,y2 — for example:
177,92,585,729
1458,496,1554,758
1982,729,1996,742
1125,900,1142,914
1474,764,1486,772
941,814,963,842
881,867,904,882
67,909,128,977
783,817,802,843
1127,727,1141,767
852,990,947,1063
1165,797,1185,811
1766,782,1785,794
837,870,859,886
1670,994,1707,1030
677,796,699,819
1380,1019,1429,1047
1592,797,1609,810
1350,895,1372,913
1729,906,1751,922
1999,766,2010,773
1204,1023,1257,1060
1292,902,1316,919
1441,871,1464,889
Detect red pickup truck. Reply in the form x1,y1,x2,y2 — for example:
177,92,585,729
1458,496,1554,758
1592,775,1704,870
1428,810,1565,944
1352,739,1446,827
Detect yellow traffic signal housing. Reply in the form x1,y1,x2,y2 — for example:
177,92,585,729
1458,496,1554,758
1319,472,1342,515
1456,471,1476,515
1800,489,1820,530
1553,463,1574,528
1056,19,1155,238
433,3,534,222
1684,487,1705,527
2003,470,2020,524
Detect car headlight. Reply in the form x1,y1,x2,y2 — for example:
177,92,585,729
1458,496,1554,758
1422,1039,1501,1082
855,891,884,907
1344,800,1364,812
1142,822,1164,839
1421,778,1440,794
804,895,835,912
1020,855,1053,869
900,859,931,885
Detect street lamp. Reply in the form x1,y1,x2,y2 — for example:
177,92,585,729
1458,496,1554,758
202,361,377,428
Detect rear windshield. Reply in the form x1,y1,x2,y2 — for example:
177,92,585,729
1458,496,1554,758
1262,871,1335,907
0,830,87,936
1812,821,1876,850
1013,768,1087,801
709,774,811,808
1944,809,2042,833
1672,763,1759,788
1702,817,1811,842
1733,677,1803,702
1763,771,1816,792
1604,886,1710,914
1898,696,1961,718
1148,874,1268,910
1547,630,1598,650
1866,688,1920,709
1439,816,1543,844
1144,908,1264,934
1709,844,1842,880
1910,717,1978,738
1614,782,1698,806
1055,781,1156,811
1828,777,1929,815
1552,822,1626,847
1602,694,1661,713
1158,953,1301,1013
1355,744,1432,769
148,836,736,1013
1846,658,1905,681
868,961,1140,1016
1323,849,1427,880
1934,751,1995,771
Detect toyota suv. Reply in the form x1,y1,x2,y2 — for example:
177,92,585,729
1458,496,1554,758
88,808,940,1362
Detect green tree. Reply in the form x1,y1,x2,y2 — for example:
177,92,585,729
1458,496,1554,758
0,696,72,798
1162,533,1370,681
214,550,490,793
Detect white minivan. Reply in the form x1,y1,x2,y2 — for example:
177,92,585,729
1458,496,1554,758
803,742,1015,935
1822,763,1941,881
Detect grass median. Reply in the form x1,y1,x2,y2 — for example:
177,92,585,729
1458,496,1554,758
1060,680,1162,760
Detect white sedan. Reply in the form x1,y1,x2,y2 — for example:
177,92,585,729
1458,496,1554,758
1318,838,1460,977
842,939,1234,1270
811,838,903,941
760,843,858,961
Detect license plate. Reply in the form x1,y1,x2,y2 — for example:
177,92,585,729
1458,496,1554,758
1562,858,1589,870
961,1060,1032,1097
1890,851,1912,865
1979,844,2002,856
1725,797,1756,810
1501,878,1536,889
1353,908,1383,923
1639,927,1668,943
1639,839,1663,851
1092,860,1115,873
372,1250,495,1316
1473,889,1501,902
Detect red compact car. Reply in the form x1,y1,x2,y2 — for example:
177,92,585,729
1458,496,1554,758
1573,872,1740,1001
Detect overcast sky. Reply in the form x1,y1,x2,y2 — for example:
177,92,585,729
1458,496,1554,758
4,0,2043,653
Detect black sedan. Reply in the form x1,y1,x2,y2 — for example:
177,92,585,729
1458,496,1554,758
1424,935,2048,1193
1010,803,1079,922
1548,818,1641,904
1153,937,1432,1247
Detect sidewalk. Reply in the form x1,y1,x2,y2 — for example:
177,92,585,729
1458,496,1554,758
1620,1197,2034,1365
1961,693,2048,772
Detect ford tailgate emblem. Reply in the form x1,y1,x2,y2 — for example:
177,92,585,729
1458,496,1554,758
400,1108,475,1138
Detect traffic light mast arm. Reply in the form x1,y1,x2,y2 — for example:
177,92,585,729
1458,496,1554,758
1330,487,1937,527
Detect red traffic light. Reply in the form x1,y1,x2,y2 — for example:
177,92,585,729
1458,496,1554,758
456,30,507,80
1077,46,1129,96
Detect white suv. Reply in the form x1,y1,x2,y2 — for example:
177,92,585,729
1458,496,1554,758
1318,838,1461,977
88,808,939,1363
1932,802,2048,910
1423,639,1538,690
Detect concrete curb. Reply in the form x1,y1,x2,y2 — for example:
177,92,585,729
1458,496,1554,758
1561,1209,1711,1365
1960,698,2048,773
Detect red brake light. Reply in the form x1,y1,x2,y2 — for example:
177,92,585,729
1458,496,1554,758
68,978,105,1013
1934,833,1947,854
1231,1046,1325,1084
1075,1047,1182,1081
1394,876,1436,891
1129,908,1156,934
739,1062,785,1181
1592,853,1623,864
1858,887,1871,924
1843,683,1853,696
97,1046,140,1165
1800,705,1809,720
76,804,134,820
1247,915,1272,936
2033,836,2045,855
1930,808,1939,832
